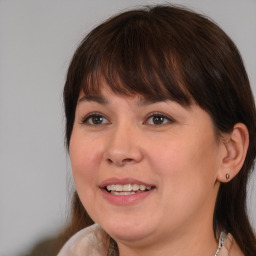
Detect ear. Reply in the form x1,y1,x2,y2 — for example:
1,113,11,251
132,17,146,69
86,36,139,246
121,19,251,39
217,123,249,183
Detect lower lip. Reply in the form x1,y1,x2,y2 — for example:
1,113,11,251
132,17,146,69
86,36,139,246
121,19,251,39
101,188,155,205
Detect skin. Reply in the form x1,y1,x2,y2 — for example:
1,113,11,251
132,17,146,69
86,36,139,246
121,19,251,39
69,86,248,256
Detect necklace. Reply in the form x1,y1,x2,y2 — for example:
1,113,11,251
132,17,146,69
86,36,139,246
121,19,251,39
214,232,227,256
108,231,228,256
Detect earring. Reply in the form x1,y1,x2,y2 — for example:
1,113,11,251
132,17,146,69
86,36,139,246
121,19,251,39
226,173,230,180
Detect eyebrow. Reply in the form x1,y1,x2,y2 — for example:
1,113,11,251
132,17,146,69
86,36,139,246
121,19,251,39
78,95,109,104
137,97,169,106
77,94,174,106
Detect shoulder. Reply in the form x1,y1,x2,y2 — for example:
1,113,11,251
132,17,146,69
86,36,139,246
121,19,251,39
57,224,109,256
218,233,244,256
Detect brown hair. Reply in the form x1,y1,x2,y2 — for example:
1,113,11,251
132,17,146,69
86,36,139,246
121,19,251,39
63,5,256,254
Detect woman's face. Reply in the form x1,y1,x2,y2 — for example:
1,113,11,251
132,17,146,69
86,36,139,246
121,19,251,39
69,86,225,248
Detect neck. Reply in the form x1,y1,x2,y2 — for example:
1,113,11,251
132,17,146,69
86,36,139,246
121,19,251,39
117,227,218,256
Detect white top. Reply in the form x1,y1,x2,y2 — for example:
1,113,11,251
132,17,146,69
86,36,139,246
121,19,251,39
57,224,242,256
57,224,109,256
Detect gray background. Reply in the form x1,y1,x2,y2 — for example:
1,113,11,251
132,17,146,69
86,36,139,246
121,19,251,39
0,0,255,255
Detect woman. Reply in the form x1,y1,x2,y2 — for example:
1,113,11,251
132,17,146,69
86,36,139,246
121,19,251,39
58,5,256,256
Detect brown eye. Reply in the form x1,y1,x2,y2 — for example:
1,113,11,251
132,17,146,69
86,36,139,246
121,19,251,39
90,115,104,124
82,114,109,125
144,113,174,126
152,116,166,125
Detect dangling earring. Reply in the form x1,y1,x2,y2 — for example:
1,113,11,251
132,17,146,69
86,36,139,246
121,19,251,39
226,173,230,180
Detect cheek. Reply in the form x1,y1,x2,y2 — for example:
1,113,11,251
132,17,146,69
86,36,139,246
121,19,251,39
148,132,220,197
147,136,220,228
69,132,105,222
69,131,103,188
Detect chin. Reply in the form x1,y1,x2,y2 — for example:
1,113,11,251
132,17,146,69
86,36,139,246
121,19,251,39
99,216,156,243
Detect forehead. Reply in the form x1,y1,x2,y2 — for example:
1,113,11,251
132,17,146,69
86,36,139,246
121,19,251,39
77,87,194,111
79,72,194,106
79,65,193,108
78,88,157,106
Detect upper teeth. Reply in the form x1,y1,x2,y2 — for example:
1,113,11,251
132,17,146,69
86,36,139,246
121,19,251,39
106,184,152,192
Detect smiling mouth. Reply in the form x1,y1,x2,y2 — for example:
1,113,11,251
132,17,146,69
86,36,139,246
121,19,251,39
105,184,154,195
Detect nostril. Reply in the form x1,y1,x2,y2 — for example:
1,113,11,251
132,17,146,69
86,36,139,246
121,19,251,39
106,158,113,164
123,158,133,163
106,157,134,166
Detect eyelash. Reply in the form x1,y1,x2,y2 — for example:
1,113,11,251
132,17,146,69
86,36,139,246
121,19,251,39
144,112,175,126
80,112,110,126
80,112,175,126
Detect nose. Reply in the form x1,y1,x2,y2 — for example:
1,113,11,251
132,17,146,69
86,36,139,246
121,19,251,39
103,124,143,166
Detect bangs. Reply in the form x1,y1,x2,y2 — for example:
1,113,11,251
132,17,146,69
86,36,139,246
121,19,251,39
80,11,191,105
